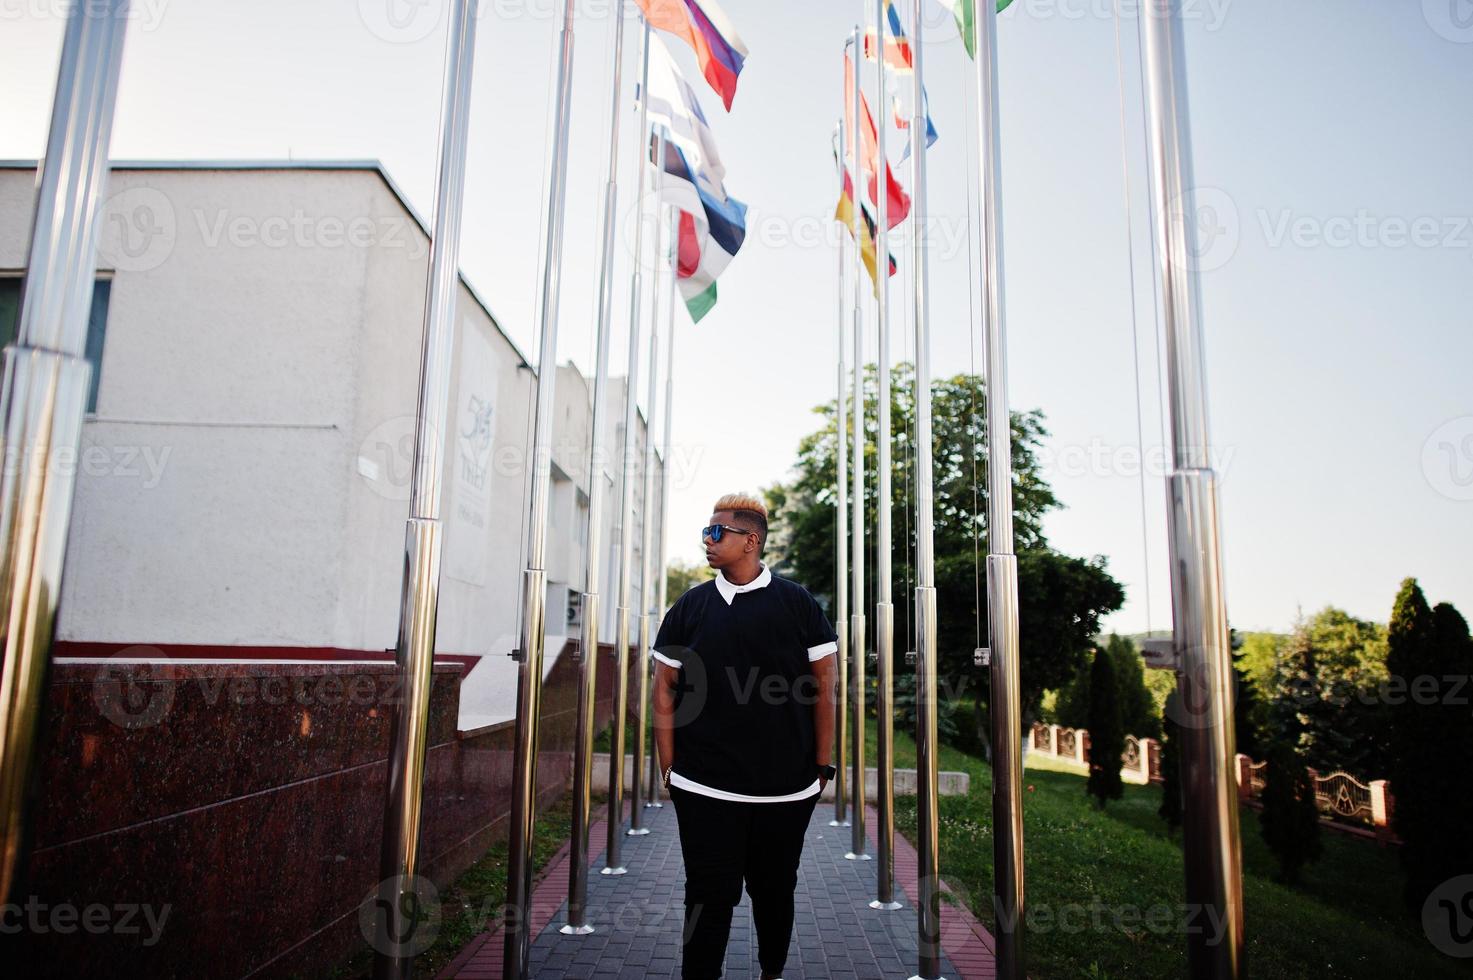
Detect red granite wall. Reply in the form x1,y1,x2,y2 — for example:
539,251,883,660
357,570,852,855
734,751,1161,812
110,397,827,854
10,642,642,978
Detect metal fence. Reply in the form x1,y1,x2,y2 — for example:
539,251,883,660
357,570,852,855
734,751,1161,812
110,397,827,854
1031,722,1395,840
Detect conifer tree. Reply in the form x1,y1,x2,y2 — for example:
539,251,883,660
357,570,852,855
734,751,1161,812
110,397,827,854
1258,741,1322,883
1086,647,1125,808
1384,577,1448,907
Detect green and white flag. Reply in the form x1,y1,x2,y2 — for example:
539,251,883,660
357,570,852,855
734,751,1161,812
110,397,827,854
937,0,1015,59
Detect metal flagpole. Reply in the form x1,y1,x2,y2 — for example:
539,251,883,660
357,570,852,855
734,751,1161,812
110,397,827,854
372,3,480,975
969,0,1025,974
618,5,648,842
830,120,851,831
846,24,871,866
563,0,634,935
645,202,676,813
504,0,580,974
869,0,901,913
604,122,656,882
1139,1,1244,975
629,278,660,836
642,202,678,813
0,0,128,909
624,15,656,834
906,0,941,975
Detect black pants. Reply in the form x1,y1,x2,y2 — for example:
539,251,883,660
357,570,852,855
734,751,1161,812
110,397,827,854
668,785,819,979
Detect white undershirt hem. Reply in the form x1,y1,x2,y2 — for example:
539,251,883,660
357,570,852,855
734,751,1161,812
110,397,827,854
669,771,822,803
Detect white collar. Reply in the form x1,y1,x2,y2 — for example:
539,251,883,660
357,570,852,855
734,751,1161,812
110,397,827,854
714,563,771,605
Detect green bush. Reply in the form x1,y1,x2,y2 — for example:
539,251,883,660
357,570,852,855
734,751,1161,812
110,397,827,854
1085,647,1125,808
1258,742,1322,884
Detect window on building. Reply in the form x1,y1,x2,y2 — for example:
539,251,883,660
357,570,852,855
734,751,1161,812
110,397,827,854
0,276,111,413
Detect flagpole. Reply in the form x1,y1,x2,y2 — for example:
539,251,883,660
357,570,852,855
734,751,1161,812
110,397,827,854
0,0,128,909
830,121,851,831
642,206,680,807
869,0,901,914
846,24,871,867
632,49,666,819
644,206,676,812
906,0,941,976
967,0,1026,974
563,0,633,935
604,110,657,880
623,13,657,840
371,2,480,975
630,259,660,838
1139,1,1244,975
504,0,580,974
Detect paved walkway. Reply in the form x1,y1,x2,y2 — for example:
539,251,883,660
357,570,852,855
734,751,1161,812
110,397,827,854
442,796,997,979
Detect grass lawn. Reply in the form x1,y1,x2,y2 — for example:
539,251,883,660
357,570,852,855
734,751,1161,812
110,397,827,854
325,791,577,979
859,716,1460,979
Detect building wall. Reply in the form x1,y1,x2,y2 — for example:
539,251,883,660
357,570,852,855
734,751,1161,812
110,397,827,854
0,162,669,729
0,161,673,976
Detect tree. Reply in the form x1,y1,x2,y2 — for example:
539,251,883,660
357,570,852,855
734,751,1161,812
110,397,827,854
1237,631,1283,700
1001,551,1125,751
1055,634,1159,738
765,363,1124,758
1158,690,1183,832
1086,647,1125,807
1267,608,1387,776
1230,628,1266,760
1109,634,1158,739
1382,578,1473,909
665,557,712,606
1258,742,1322,884
1053,659,1088,729
1430,602,1473,894
1267,611,1376,771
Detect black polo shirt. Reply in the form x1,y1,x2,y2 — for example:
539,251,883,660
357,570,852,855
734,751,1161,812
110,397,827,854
653,564,838,800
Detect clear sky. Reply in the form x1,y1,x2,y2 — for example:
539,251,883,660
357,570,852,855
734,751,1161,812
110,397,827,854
3,0,1469,635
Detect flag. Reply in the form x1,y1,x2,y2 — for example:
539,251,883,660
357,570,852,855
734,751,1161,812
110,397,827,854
863,0,938,162
833,168,896,295
862,0,912,68
634,0,748,110
655,133,747,322
936,0,1015,60
844,49,911,228
895,84,938,162
642,35,726,188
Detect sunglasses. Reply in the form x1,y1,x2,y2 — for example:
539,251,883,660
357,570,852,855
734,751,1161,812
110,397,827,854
701,523,753,543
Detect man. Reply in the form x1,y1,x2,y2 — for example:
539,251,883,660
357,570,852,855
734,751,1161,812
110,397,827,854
652,492,838,980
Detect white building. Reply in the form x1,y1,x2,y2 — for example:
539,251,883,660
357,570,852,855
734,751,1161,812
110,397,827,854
0,161,665,730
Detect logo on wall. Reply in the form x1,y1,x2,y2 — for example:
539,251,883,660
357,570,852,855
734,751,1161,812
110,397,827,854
443,320,499,586
458,393,494,492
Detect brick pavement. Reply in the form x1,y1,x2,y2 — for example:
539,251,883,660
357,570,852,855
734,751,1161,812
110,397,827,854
443,796,996,979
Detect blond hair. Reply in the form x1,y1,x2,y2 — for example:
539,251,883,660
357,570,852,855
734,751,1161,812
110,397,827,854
713,492,769,553
712,492,767,518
